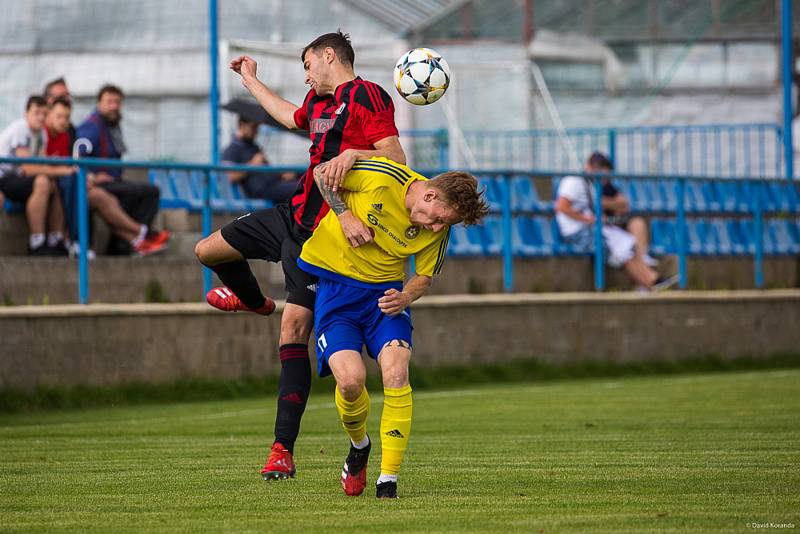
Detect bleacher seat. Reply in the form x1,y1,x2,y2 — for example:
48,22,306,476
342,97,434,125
447,224,483,255
510,176,550,212
512,216,554,256
482,216,504,255
148,169,272,213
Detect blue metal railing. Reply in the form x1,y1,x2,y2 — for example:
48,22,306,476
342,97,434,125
414,167,794,293
0,155,301,304
402,123,786,178
1,156,793,301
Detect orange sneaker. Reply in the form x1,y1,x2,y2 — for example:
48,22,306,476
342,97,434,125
261,442,296,480
134,233,169,256
205,287,275,315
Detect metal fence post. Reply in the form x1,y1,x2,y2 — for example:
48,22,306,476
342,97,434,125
202,171,213,295
607,129,617,169
76,165,89,304
753,180,764,288
593,177,604,291
437,128,449,168
676,178,688,289
72,139,93,305
502,174,513,293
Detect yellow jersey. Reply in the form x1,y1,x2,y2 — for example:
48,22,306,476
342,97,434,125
298,157,450,286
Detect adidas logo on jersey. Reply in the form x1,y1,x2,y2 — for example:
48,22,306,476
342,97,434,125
371,203,383,212
335,102,347,115
384,429,405,438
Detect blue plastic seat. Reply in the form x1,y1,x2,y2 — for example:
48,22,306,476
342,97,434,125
510,176,549,212
649,218,676,255
738,219,775,255
513,216,554,256
477,176,502,212
481,216,504,255
659,180,678,212
685,181,708,213
447,224,483,255
714,180,749,213
768,219,794,254
711,219,734,255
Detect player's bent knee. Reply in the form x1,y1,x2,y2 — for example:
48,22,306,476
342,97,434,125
379,342,411,388
337,377,366,400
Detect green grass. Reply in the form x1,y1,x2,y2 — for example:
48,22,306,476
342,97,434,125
1,370,798,533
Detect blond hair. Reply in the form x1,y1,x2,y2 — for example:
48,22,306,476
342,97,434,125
428,171,490,226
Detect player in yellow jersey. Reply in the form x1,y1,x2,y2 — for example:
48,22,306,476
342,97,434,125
299,157,488,498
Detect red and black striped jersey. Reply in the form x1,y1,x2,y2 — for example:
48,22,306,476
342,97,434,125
290,77,399,233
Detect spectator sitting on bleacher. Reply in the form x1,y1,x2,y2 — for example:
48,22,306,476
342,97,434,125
555,152,677,292
222,116,299,204
75,84,169,255
45,97,168,256
0,95,73,256
590,151,658,267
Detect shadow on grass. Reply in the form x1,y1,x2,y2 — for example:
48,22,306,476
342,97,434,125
2,353,799,414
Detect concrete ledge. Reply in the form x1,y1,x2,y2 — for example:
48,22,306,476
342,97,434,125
2,290,799,391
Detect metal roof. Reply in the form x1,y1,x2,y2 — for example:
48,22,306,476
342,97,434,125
339,0,471,36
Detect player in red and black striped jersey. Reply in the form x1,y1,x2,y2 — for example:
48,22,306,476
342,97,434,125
194,31,406,481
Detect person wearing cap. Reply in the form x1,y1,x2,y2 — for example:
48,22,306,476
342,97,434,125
221,116,299,204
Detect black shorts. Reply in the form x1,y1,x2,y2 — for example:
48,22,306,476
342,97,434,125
0,172,34,203
220,202,317,310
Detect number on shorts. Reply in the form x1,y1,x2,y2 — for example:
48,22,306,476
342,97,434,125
317,333,328,353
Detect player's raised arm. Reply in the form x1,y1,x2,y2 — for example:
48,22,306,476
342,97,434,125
313,164,374,248
230,55,300,130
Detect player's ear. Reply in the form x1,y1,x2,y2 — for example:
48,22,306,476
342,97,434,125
423,189,437,202
324,47,336,65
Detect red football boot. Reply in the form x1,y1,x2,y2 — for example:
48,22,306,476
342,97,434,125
261,442,296,480
205,287,275,315
341,438,371,496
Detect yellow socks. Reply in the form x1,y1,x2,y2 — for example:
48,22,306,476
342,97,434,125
379,385,413,476
335,386,370,445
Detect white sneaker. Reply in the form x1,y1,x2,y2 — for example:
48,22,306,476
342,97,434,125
643,254,659,267
68,242,96,261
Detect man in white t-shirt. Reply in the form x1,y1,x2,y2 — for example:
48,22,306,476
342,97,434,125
0,95,75,255
555,152,676,291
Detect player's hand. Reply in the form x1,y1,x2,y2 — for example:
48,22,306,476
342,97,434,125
378,288,410,316
323,149,358,192
250,152,266,165
230,55,258,83
338,210,374,248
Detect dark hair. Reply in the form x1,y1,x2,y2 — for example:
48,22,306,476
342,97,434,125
26,95,47,111
428,171,490,226
97,84,124,101
50,97,72,109
587,151,613,171
43,77,67,99
301,30,355,67
237,115,257,126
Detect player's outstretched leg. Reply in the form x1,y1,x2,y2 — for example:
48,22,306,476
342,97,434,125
195,230,274,314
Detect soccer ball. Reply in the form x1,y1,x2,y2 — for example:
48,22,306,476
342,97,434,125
393,48,450,106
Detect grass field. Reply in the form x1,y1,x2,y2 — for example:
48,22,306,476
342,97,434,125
1,369,798,533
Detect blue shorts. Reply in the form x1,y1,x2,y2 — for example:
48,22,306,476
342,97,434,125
312,277,413,377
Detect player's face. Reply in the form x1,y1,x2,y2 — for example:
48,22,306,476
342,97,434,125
25,104,47,132
46,103,71,134
303,48,333,95
410,190,460,233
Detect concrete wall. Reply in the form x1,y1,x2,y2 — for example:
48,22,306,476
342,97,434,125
1,290,799,391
